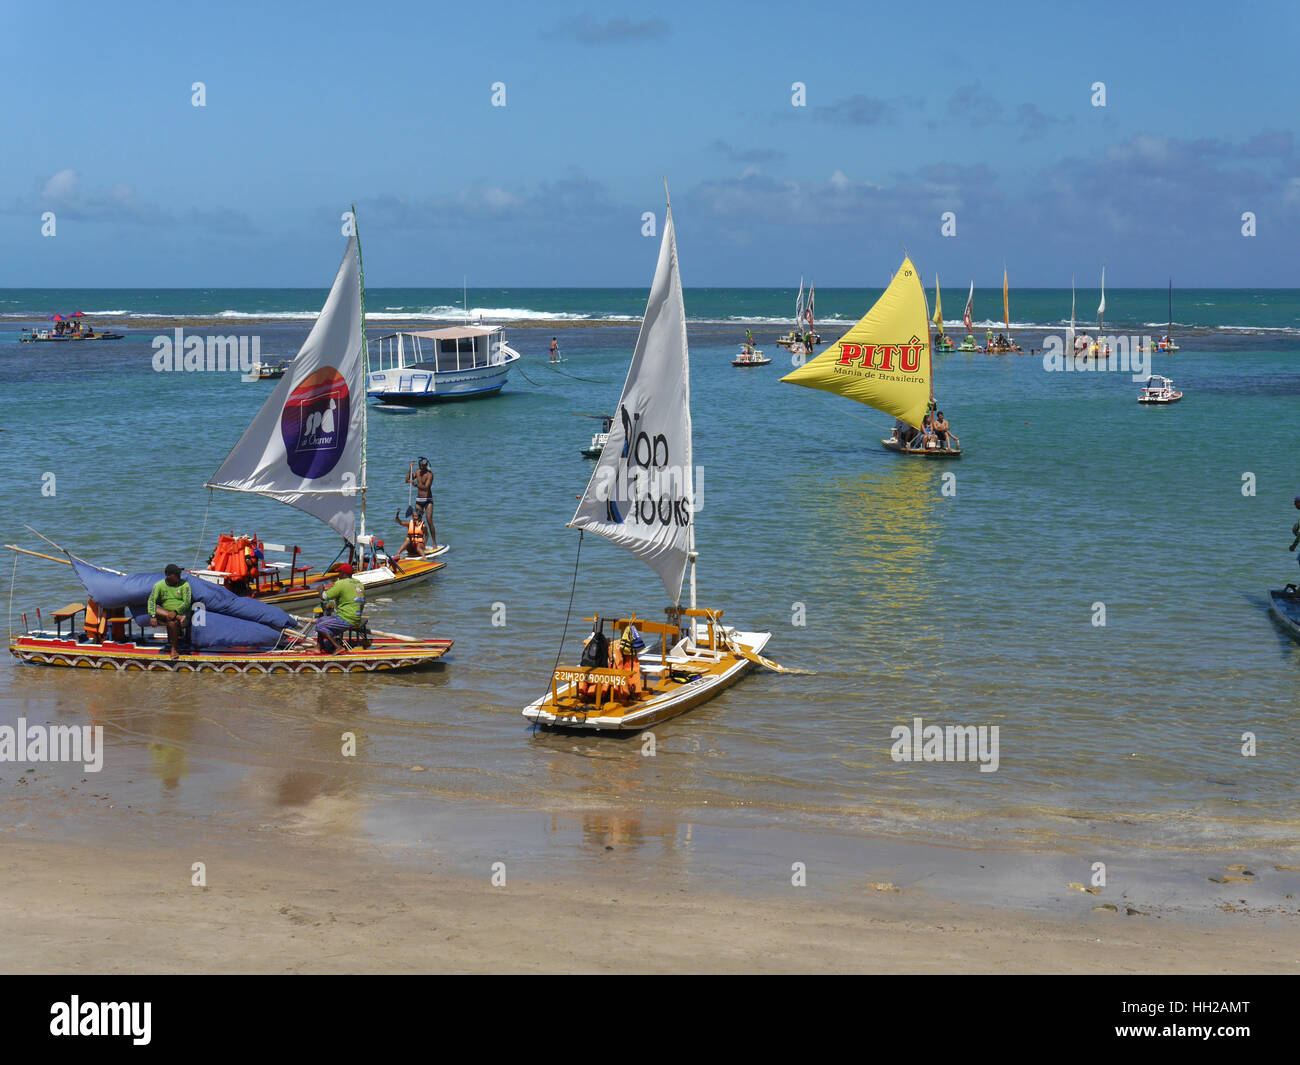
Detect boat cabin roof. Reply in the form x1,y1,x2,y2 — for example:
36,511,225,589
1145,375,1173,387
397,326,500,340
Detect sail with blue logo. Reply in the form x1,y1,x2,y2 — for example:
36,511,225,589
569,201,694,605
206,231,367,543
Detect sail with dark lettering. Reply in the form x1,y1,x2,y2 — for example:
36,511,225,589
570,201,694,604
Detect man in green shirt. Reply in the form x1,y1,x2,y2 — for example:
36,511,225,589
148,564,192,660
317,563,365,653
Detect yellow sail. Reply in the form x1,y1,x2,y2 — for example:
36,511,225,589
932,274,944,334
1002,267,1009,331
781,256,931,428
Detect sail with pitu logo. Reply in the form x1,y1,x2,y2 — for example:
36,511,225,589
781,257,933,429
207,233,368,543
782,255,961,457
570,203,694,604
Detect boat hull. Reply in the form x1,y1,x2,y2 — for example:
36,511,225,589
523,629,771,731
366,349,520,404
1268,590,1300,642
882,438,962,458
233,557,445,607
9,633,452,674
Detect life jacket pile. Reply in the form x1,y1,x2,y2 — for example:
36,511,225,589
210,534,262,580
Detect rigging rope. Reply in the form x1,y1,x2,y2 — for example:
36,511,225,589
192,489,214,570
538,530,585,730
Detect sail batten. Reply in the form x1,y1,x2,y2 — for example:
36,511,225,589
570,205,694,604
781,257,932,428
206,234,366,543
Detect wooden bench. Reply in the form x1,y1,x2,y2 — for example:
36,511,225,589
552,665,635,711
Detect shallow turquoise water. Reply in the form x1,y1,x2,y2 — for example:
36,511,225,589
1,317,1297,855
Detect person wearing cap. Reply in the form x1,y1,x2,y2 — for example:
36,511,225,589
147,564,193,660
317,563,364,654
406,457,436,550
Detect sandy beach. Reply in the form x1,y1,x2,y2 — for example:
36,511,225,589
7,836,1298,974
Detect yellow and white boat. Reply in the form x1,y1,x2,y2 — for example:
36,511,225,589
523,184,783,732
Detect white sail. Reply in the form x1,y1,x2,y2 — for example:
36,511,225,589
571,203,693,604
1066,274,1076,353
1097,267,1106,330
795,275,805,326
207,234,366,543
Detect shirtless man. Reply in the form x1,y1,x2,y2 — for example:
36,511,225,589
549,337,559,363
406,458,436,550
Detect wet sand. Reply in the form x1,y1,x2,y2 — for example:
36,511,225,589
6,834,1299,974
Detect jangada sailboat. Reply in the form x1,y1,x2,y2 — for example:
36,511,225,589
523,188,784,731
781,256,962,458
933,275,954,351
202,211,446,606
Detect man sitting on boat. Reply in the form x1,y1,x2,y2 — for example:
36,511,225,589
932,410,957,450
147,564,193,660
316,563,364,653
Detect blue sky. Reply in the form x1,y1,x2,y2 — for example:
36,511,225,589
1,0,1297,287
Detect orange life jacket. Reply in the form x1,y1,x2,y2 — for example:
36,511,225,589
407,519,425,548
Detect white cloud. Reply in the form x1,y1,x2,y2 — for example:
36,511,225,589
42,168,79,202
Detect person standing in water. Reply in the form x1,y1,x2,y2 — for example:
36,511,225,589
406,457,436,551
549,337,559,363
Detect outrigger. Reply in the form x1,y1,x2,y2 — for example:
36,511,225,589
523,184,785,732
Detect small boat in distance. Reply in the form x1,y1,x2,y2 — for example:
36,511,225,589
782,256,962,458
577,413,613,458
933,275,954,350
241,359,290,382
366,325,521,403
957,280,978,350
733,346,771,367
1138,375,1182,404
20,312,124,342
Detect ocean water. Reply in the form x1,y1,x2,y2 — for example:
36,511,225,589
1,302,1298,867
2,285,1300,335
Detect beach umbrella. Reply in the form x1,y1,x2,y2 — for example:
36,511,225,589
71,310,84,317
47,314,64,322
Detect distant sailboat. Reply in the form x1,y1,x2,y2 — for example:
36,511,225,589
958,280,978,351
933,275,954,350
523,185,784,731
781,256,961,457
985,267,1021,352
1066,274,1078,357
1097,266,1106,333
1160,279,1180,352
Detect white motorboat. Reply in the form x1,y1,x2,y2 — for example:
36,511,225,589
366,325,521,404
1137,375,1182,404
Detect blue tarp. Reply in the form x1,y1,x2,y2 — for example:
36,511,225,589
71,558,294,649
